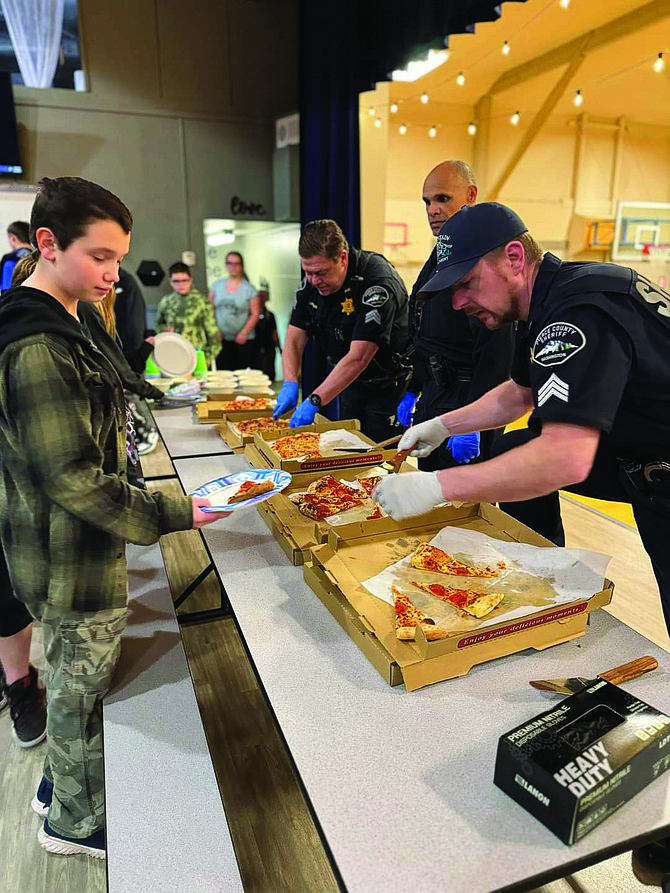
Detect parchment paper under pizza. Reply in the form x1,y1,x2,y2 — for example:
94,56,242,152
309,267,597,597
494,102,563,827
362,526,611,634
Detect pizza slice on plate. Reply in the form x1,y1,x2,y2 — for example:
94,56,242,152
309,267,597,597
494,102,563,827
411,580,504,619
410,542,502,577
226,479,275,505
392,585,449,641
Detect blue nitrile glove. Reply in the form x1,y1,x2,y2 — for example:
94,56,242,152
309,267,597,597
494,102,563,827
290,398,319,427
396,391,417,428
446,432,480,464
274,381,299,418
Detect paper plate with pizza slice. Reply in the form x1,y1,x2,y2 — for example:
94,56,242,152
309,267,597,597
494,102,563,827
191,469,291,512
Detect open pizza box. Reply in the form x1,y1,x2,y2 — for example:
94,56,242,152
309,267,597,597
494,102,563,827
255,460,415,565
305,503,614,692
218,412,328,453
252,420,401,474
195,394,277,423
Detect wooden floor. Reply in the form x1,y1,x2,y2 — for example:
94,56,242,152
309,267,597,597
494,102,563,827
1,437,668,893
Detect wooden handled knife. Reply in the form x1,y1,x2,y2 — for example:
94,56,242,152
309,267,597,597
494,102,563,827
529,656,659,695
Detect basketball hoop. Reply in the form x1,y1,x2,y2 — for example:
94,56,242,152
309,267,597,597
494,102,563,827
642,244,670,262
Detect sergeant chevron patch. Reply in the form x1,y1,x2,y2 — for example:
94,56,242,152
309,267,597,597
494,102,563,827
537,374,569,407
365,309,382,325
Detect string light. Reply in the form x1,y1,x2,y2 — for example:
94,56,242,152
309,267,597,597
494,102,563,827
368,106,375,116
559,0,571,8
510,110,520,126
399,123,407,135
502,40,510,56
390,101,399,114
456,72,466,86
467,121,477,136
653,53,665,73
420,92,429,104
374,118,382,129
428,125,438,138
572,89,583,107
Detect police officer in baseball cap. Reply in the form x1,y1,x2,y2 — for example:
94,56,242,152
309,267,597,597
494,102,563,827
373,202,670,639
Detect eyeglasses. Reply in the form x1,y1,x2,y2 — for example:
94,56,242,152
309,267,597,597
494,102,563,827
226,260,242,266
170,277,191,284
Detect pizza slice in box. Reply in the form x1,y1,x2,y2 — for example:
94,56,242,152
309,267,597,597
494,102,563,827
410,542,502,578
289,475,365,521
273,432,322,460
411,580,504,619
392,585,449,641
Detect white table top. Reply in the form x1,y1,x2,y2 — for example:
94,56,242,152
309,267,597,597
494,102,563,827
174,453,670,893
152,405,233,459
104,542,244,893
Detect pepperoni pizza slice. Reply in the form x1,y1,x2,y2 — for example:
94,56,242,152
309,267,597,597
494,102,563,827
410,542,502,578
289,475,365,520
392,585,449,641
227,479,275,504
411,580,504,619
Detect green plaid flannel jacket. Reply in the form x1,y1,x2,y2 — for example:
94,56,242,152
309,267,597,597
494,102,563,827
0,290,193,613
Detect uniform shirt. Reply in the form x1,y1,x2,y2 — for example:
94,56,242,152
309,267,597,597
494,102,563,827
289,245,409,384
0,286,193,614
408,246,514,401
155,287,220,364
114,267,148,369
0,246,30,292
210,277,257,341
512,252,670,458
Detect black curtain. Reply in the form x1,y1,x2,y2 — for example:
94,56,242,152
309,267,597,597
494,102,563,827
298,1,528,405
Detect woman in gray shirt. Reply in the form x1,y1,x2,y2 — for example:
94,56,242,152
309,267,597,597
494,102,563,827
209,251,261,370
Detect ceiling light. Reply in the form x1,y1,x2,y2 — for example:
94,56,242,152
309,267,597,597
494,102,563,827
207,232,235,247
391,49,450,82
502,40,510,56
390,101,399,114
374,118,382,129
573,89,583,107
456,72,466,86
653,53,665,73
467,121,477,136
420,92,429,104
510,110,520,126
399,123,407,135
428,125,437,138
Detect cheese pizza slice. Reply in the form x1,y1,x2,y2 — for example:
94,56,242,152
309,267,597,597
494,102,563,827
410,542,501,578
411,580,504,619
392,585,449,641
273,432,322,459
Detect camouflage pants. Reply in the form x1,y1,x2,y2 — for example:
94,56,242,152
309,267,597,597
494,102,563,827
29,604,128,838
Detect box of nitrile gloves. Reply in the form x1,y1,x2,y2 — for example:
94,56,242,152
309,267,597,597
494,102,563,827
494,679,670,844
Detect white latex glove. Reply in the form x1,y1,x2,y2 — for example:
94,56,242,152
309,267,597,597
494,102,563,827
372,472,444,520
398,416,450,458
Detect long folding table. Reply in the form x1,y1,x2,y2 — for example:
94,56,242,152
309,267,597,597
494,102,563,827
172,452,670,893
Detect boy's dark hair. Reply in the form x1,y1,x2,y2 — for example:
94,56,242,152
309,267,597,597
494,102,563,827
7,220,30,244
30,177,133,251
169,262,191,277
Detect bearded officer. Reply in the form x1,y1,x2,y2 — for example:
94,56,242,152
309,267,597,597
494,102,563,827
397,160,514,468
274,219,410,441
373,202,670,641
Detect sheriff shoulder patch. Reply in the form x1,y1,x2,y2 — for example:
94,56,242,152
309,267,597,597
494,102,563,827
362,285,390,308
532,322,586,367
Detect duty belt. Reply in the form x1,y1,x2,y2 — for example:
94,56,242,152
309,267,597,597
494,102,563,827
414,354,474,388
619,457,670,498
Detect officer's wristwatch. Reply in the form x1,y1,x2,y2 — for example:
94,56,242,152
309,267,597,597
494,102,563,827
308,393,323,408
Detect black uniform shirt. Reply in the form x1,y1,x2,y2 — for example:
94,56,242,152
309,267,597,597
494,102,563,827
409,246,514,401
512,252,670,457
289,245,409,383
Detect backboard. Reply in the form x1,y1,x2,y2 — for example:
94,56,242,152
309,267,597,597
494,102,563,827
612,201,670,263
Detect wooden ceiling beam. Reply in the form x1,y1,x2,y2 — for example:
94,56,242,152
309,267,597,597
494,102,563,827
489,0,670,96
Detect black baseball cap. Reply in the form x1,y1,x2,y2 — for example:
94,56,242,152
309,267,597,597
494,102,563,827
419,202,527,294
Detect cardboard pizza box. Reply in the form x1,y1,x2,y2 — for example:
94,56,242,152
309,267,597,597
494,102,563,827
306,503,614,692
256,461,414,565
252,420,400,474
218,412,328,453
195,395,277,423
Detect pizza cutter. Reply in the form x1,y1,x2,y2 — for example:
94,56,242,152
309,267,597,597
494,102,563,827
529,656,658,695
